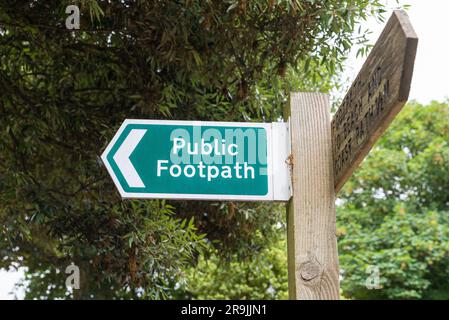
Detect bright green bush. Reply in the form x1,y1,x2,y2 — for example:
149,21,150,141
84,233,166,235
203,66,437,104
338,101,449,299
179,236,288,300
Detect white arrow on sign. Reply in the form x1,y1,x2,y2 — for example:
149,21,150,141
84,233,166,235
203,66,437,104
113,129,147,188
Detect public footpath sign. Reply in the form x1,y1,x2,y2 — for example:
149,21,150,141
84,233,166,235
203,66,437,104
101,120,290,201
100,9,417,301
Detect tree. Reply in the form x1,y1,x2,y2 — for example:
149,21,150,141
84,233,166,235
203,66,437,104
0,0,386,299
177,236,289,300
338,101,449,299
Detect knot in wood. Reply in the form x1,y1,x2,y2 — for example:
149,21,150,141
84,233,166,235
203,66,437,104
286,154,294,167
300,261,321,281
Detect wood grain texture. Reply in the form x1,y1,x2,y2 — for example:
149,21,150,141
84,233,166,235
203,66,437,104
332,10,418,192
285,92,339,300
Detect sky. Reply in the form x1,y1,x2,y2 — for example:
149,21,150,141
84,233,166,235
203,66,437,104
1,0,448,300
0,268,25,299
341,0,449,104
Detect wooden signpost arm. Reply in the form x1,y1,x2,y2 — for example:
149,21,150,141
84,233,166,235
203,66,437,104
284,93,339,300
332,10,418,192
282,9,417,300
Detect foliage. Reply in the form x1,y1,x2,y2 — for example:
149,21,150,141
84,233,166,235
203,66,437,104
2,200,207,299
0,0,388,298
176,235,288,300
338,101,449,299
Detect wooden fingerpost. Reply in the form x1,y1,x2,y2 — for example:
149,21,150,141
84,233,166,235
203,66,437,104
285,93,339,300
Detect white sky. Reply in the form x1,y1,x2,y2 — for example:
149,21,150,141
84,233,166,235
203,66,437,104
1,0,448,300
0,268,25,299
341,0,449,104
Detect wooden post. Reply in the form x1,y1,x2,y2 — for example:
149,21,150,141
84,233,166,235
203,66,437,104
285,92,339,300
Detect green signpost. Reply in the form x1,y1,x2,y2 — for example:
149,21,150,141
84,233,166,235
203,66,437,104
100,10,417,300
101,119,290,201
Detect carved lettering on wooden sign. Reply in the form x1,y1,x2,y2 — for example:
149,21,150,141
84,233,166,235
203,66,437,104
332,10,418,192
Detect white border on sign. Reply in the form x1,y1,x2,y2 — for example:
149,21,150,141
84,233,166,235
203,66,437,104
101,119,274,201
